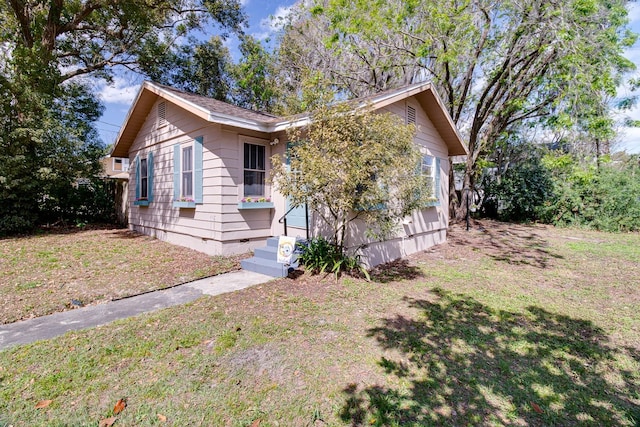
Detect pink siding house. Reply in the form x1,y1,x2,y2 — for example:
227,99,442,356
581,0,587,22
110,81,467,275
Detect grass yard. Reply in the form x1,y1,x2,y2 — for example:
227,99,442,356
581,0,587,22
0,226,246,324
0,221,638,426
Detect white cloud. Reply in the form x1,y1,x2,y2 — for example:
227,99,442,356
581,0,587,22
617,127,640,153
254,4,295,40
96,77,141,105
617,101,640,153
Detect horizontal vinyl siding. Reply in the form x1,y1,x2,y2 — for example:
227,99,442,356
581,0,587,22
129,100,274,251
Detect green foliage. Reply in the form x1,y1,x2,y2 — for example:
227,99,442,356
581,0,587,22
279,0,636,219
271,103,426,252
0,78,106,234
140,36,234,101
0,0,245,234
39,178,118,227
541,154,640,232
481,154,553,222
297,237,369,280
229,35,280,112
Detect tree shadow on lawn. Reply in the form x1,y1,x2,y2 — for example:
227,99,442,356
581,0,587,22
341,288,640,426
449,220,563,268
369,259,424,284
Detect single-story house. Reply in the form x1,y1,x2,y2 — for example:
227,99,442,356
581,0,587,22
110,81,467,274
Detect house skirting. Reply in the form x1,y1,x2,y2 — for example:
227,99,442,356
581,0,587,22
354,227,447,268
129,223,271,256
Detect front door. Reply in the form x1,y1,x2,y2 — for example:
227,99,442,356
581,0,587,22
285,141,308,229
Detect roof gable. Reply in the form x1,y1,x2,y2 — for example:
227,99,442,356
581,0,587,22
111,81,468,158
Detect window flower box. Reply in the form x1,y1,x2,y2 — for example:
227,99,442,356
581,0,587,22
237,197,273,210
173,197,196,208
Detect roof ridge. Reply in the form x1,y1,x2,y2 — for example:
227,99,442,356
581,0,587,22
150,81,280,119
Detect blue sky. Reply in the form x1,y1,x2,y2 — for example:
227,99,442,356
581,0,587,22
95,0,295,146
97,1,640,154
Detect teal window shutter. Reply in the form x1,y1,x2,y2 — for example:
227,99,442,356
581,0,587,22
194,136,203,204
173,144,180,201
435,157,441,202
147,151,154,202
135,155,140,201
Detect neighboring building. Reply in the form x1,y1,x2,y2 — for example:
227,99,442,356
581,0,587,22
99,156,129,226
101,156,130,179
110,81,467,270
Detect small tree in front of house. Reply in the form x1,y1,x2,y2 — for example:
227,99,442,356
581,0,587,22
271,103,429,267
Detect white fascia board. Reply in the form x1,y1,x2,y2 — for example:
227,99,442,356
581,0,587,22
271,116,311,132
110,83,147,156
207,112,271,132
357,82,433,111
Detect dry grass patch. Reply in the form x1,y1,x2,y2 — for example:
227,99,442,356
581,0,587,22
0,226,246,324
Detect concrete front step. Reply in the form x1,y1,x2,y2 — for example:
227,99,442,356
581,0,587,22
240,257,294,278
241,236,303,278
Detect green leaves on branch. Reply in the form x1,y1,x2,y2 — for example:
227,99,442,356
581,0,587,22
271,103,428,254
297,237,370,280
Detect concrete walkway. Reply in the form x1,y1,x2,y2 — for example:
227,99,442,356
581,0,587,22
0,270,273,351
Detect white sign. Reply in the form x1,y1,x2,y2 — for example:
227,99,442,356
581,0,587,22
277,236,297,264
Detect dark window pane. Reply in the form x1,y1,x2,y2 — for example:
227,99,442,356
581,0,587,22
141,177,148,198
257,145,265,170
244,171,265,196
182,172,193,197
141,158,147,178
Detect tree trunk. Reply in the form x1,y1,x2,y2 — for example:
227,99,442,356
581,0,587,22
456,158,475,223
448,157,460,220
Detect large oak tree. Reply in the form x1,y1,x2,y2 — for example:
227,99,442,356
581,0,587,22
0,0,245,233
276,0,636,220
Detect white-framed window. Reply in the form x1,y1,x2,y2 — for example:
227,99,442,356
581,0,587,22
243,142,266,196
134,152,154,206
181,145,194,198
112,157,129,172
173,137,203,206
421,154,440,205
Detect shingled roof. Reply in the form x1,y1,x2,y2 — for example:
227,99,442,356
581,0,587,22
111,81,467,158
153,83,280,123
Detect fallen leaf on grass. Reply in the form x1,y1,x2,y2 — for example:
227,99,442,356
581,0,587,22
530,402,544,414
99,417,116,427
113,398,126,414
35,399,53,409
249,420,261,427
157,413,167,422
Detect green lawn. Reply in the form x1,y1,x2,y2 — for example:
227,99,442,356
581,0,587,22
0,221,638,426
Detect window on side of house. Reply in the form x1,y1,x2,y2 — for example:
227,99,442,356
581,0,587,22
140,158,148,199
173,137,203,206
243,142,266,197
181,145,193,198
134,152,154,206
421,154,440,205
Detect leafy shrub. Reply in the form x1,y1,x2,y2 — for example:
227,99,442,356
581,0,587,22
481,155,553,222
541,155,640,232
297,236,369,279
39,178,117,226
